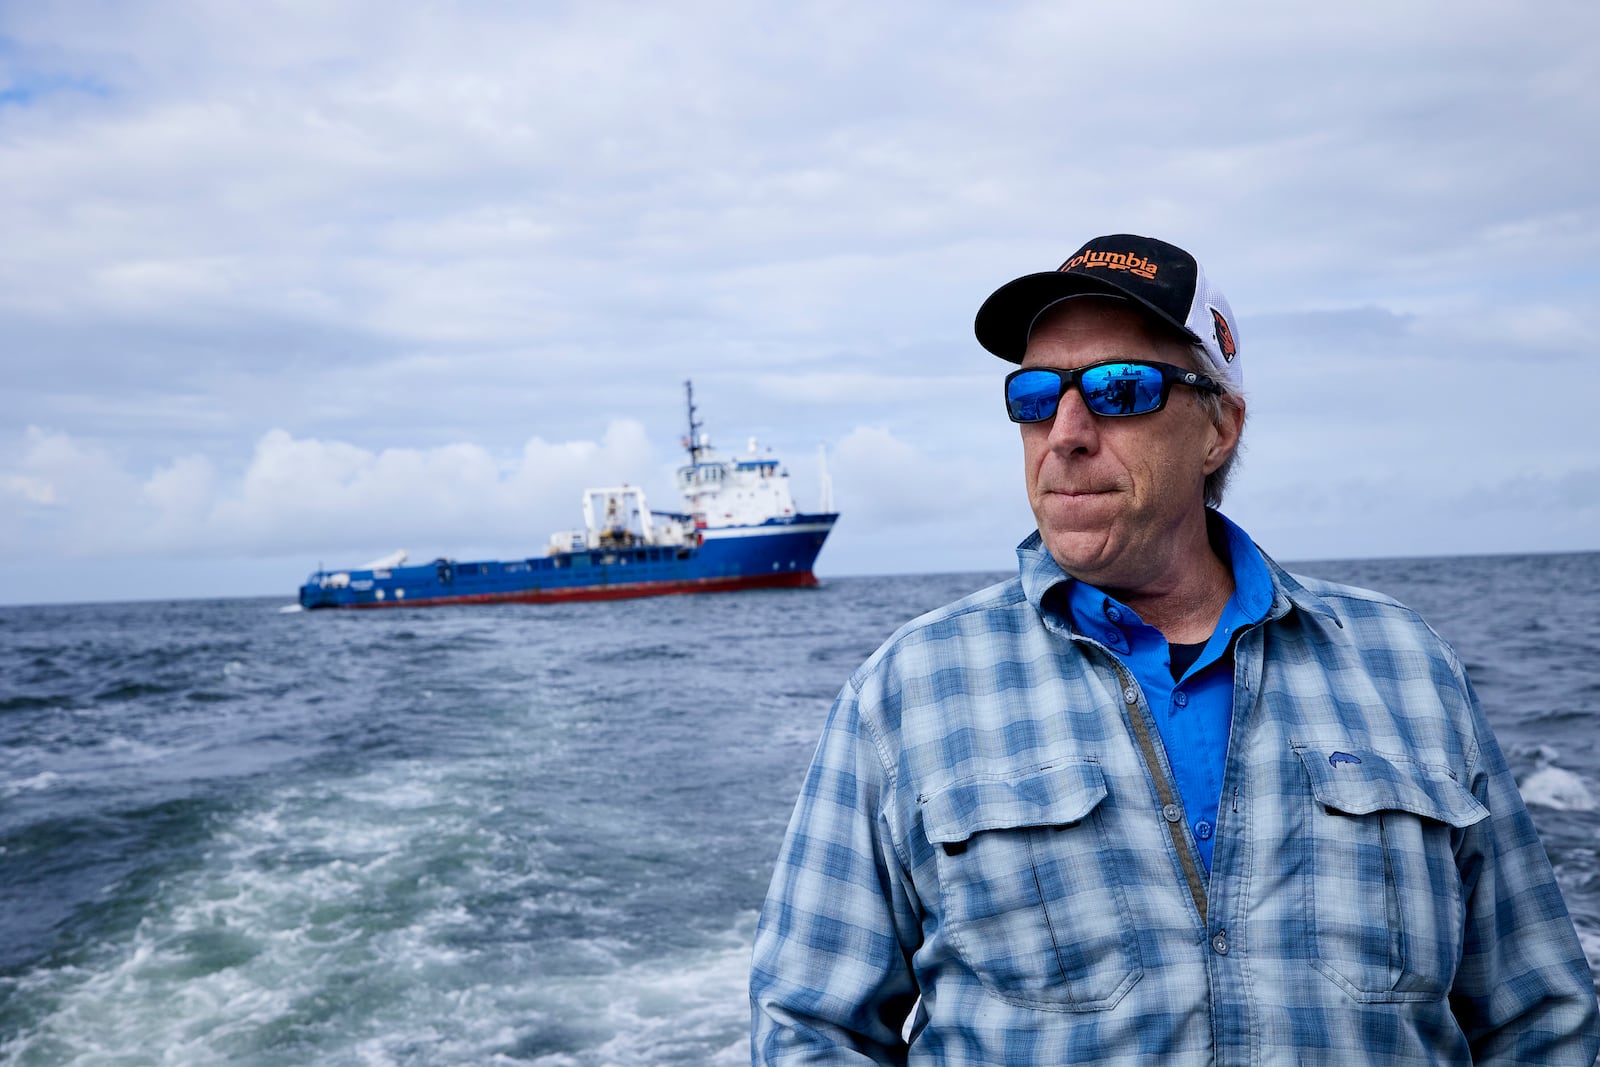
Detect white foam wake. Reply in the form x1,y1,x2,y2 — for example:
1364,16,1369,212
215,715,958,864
0,744,755,1066
1518,765,1597,811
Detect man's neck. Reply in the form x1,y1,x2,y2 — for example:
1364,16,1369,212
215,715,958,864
1086,517,1237,644
1113,548,1235,644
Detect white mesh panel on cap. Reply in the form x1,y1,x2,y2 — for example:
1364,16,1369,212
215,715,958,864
1183,262,1242,390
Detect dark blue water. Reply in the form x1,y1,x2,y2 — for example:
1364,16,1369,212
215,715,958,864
2,555,1597,1064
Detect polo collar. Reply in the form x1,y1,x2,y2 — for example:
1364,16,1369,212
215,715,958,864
1015,510,1343,631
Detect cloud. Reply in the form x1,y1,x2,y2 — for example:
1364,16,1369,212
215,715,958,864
834,426,1002,525
1231,464,1600,563
0,421,659,565
0,427,142,521
0,1,1597,600
829,424,1034,574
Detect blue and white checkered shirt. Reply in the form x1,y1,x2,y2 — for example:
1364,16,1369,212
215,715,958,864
751,528,1599,1065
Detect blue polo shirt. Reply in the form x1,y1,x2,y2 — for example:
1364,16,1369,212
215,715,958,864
1064,511,1273,871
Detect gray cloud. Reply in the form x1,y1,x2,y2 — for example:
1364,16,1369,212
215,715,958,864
1,1,1597,603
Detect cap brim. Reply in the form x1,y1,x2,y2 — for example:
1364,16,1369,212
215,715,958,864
974,271,1201,362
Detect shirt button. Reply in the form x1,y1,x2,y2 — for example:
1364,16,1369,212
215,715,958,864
1162,803,1181,823
1104,602,1123,623
1122,686,1138,704
1194,820,1213,840
1173,691,1189,708
1212,931,1229,955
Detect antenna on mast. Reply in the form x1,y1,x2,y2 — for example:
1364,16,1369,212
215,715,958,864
684,380,704,463
818,444,834,514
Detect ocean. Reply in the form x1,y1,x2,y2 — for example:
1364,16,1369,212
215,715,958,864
2,553,1597,1065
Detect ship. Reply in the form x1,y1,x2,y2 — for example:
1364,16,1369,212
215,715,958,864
297,382,839,609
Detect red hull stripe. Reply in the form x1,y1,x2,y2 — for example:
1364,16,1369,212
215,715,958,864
332,570,819,609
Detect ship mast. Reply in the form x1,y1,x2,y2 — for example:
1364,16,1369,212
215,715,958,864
684,379,704,464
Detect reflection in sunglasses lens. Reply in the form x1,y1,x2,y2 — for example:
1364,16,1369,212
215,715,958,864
1007,370,1061,422
1082,364,1163,415
1005,363,1181,422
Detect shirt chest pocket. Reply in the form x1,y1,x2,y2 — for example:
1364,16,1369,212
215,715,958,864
920,760,1142,1011
1294,744,1489,1003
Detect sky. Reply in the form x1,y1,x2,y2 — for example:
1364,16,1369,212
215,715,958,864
2,1,1597,605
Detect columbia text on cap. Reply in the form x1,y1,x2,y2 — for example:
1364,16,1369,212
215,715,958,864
974,233,1243,390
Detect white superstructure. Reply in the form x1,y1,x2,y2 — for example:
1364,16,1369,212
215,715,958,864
544,381,819,556
676,435,797,529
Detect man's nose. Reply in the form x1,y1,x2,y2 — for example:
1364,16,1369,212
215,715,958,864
1045,385,1100,453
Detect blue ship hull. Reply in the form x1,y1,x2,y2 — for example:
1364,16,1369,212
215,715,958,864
299,515,837,610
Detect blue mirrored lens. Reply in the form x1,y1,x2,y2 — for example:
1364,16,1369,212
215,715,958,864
1080,363,1165,415
1005,369,1064,422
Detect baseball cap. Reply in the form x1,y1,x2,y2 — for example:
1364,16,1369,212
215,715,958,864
974,233,1242,390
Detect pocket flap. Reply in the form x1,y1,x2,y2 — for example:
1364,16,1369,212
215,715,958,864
922,760,1108,846
1295,745,1488,828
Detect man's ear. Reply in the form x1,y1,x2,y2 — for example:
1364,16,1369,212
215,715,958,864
1204,398,1246,474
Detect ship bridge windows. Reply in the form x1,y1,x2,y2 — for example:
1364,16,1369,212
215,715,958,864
678,463,725,486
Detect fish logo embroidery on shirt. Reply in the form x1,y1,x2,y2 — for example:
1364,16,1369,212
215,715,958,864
1328,751,1362,767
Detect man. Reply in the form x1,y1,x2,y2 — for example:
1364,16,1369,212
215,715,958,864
750,234,1599,1064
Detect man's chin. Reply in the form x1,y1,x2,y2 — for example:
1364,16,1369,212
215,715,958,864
1038,529,1118,578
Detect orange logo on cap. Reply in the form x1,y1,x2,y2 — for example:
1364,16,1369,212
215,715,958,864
1210,307,1237,362
1062,249,1158,281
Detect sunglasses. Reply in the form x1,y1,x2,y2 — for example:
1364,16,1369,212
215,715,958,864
1004,361,1223,422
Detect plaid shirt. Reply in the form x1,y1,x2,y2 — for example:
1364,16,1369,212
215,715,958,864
751,531,1599,1065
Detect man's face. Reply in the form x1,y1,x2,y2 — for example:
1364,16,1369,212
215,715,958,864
1019,298,1240,594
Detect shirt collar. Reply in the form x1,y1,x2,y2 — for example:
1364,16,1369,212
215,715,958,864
1015,510,1340,632
1210,509,1273,624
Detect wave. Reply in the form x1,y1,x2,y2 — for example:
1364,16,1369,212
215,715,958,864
1,770,61,799
1517,765,1597,811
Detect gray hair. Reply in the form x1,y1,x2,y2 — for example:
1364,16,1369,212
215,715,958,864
1188,343,1246,508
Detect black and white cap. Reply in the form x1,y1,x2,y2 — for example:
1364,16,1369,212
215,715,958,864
974,233,1242,390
